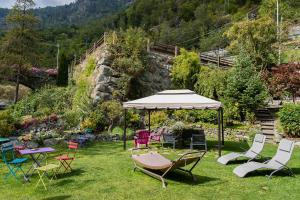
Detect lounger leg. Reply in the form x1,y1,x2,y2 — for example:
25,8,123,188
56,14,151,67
267,168,283,179
161,178,166,188
287,167,295,177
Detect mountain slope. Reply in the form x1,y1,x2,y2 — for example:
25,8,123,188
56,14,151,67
0,0,133,28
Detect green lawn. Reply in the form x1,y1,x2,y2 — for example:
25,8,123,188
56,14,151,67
1,140,300,200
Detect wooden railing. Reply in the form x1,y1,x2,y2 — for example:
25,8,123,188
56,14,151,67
74,34,105,65
73,32,234,68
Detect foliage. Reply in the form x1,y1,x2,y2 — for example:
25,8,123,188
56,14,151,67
173,110,217,124
0,0,40,103
11,86,73,119
170,121,185,135
266,63,300,102
80,103,106,131
259,0,299,21
279,103,300,136
57,53,70,86
146,111,168,128
72,56,96,118
0,84,31,103
0,110,15,136
224,52,269,121
195,66,229,100
108,28,148,100
126,110,141,129
84,56,97,77
170,48,200,89
224,17,277,69
62,110,81,129
100,100,123,132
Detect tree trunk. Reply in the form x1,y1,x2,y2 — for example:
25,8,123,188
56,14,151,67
14,66,21,104
108,121,114,133
292,93,296,103
239,110,246,122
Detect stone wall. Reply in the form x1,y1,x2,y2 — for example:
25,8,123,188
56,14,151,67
86,45,173,104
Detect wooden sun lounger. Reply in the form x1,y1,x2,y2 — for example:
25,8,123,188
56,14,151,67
131,148,206,188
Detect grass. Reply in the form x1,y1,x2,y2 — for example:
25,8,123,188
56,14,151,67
1,139,300,200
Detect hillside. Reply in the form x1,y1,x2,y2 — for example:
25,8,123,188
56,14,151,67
0,0,133,28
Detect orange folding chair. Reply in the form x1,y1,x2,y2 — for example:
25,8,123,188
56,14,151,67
55,141,78,173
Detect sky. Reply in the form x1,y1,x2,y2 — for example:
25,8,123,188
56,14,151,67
0,0,76,8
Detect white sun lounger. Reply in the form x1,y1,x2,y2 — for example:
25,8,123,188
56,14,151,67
217,134,266,165
233,139,295,178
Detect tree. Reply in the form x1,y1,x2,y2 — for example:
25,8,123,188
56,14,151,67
270,63,300,102
224,52,269,121
100,100,122,133
195,66,229,100
0,0,39,103
224,17,277,69
170,48,200,90
57,53,70,86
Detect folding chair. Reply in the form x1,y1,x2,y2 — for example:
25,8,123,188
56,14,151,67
190,130,207,151
55,141,78,173
35,164,59,190
1,142,28,181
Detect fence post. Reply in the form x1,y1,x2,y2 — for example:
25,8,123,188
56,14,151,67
147,39,150,52
175,46,178,57
112,31,116,44
217,54,220,67
94,42,96,51
104,32,107,44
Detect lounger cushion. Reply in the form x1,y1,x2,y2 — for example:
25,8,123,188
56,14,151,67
217,152,243,165
233,162,267,178
132,152,172,170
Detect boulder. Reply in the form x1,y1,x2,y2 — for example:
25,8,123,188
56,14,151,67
44,138,64,146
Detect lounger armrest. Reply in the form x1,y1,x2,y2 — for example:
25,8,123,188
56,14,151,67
274,159,289,168
176,150,206,161
239,146,248,153
250,150,264,158
131,147,152,155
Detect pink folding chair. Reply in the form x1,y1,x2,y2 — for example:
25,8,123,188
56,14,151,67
134,130,150,148
150,127,166,144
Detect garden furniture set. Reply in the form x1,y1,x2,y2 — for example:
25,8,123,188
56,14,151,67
134,128,207,151
1,140,78,190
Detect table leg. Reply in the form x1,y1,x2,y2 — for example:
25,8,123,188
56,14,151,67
24,153,48,181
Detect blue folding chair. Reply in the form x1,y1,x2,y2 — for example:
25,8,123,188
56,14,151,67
1,142,28,180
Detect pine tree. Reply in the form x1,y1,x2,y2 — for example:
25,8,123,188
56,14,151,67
0,0,39,103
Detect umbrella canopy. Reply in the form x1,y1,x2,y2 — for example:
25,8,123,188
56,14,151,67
123,89,222,110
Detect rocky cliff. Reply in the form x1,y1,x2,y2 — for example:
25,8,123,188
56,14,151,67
74,45,173,104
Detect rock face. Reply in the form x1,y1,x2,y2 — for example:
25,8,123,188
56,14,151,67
90,46,172,104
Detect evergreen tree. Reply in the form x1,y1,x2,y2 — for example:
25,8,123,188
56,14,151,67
57,53,69,86
0,0,39,103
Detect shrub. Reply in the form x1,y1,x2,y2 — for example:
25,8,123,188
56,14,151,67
12,86,73,119
72,78,92,117
171,121,185,136
279,103,300,136
145,111,168,128
100,100,123,132
84,56,96,77
0,110,15,136
62,110,81,129
170,48,200,89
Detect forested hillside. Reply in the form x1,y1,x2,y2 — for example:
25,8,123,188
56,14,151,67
1,0,299,68
0,0,133,28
